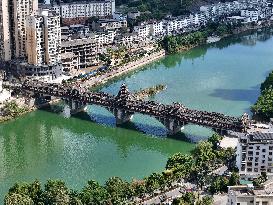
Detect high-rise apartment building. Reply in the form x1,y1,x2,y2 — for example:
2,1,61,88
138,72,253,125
26,9,61,66
0,0,38,62
0,0,13,61
236,129,273,180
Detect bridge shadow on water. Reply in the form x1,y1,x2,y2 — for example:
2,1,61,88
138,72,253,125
41,106,194,141
75,111,188,138
39,106,205,144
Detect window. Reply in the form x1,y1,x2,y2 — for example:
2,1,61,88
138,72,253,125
257,146,260,150
256,152,259,155
254,168,258,172
262,149,266,152
247,168,252,172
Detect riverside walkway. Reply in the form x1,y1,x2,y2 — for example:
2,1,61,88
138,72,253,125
19,80,250,135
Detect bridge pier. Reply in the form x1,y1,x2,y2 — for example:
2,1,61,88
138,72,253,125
108,108,134,125
157,117,185,135
63,100,87,117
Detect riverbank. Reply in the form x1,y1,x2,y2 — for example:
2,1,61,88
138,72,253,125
0,100,34,123
79,49,166,88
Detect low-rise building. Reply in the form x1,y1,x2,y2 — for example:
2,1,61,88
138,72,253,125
60,0,115,19
92,18,127,31
227,180,273,205
241,8,260,22
61,24,90,37
149,21,165,37
61,38,101,70
133,24,150,39
127,11,140,19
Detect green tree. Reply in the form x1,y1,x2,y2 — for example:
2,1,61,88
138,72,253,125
261,71,273,91
145,173,164,195
43,180,70,205
4,180,43,205
4,193,34,205
105,177,133,204
253,172,268,187
208,134,223,150
80,180,109,205
252,87,273,119
196,196,213,205
229,172,240,186
209,176,229,194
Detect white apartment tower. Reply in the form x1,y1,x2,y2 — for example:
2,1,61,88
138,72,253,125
237,131,273,179
0,0,38,61
0,0,13,61
26,10,61,66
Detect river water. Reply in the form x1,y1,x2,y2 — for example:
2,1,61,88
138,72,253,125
1,29,273,200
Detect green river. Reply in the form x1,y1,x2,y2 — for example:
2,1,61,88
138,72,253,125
1,29,273,200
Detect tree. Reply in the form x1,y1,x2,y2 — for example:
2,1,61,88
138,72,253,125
209,176,229,194
80,180,109,205
145,173,164,195
196,196,213,205
105,177,133,204
229,172,240,186
4,193,34,205
193,141,216,169
208,134,223,150
4,180,43,205
252,87,273,119
261,71,273,91
253,172,268,187
43,180,70,205
166,153,194,171
131,180,147,198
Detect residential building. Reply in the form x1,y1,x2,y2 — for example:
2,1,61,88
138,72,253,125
236,128,273,180
149,21,165,37
163,18,179,35
114,32,139,47
60,0,115,19
133,24,150,39
61,24,90,37
127,11,140,19
0,0,38,62
227,180,273,205
241,8,260,22
61,38,101,70
26,9,61,66
92,30,116,45
92,18,127,31
113,12,127,20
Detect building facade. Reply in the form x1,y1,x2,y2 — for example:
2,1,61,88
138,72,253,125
26,10,61,66
227,181,273,205
60,0,115,19
0,0,38,62
61,38,101,70
236,131,273,180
